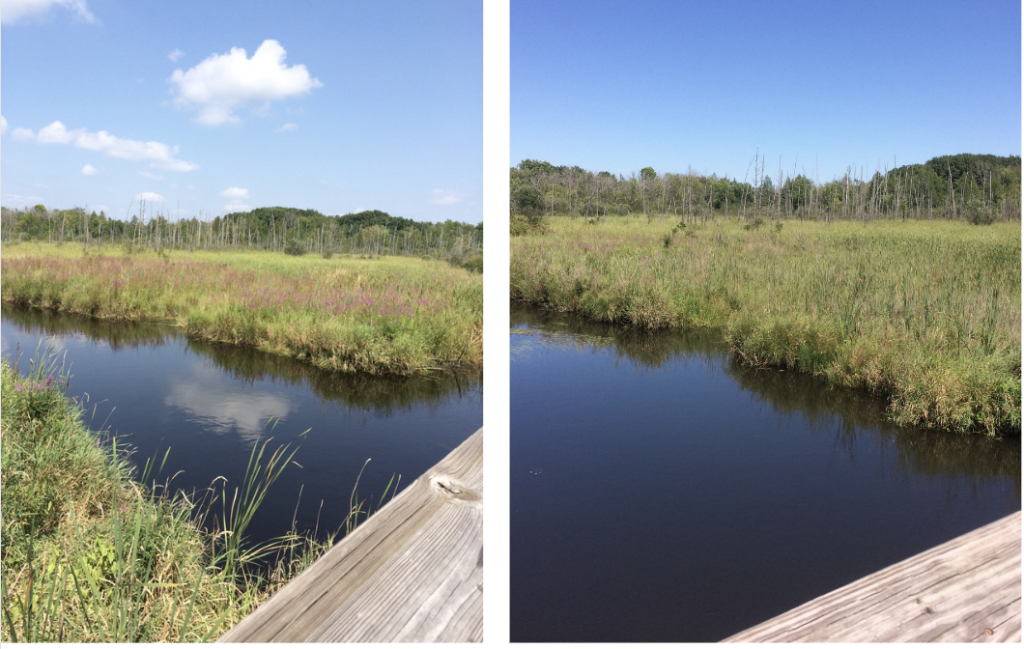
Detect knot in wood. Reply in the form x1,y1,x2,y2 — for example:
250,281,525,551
430,476,481,506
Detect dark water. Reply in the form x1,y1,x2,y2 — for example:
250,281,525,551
1,305,482,551
510,304,1021,643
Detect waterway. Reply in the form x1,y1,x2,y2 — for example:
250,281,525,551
1,305,483,551
510,304,1020,642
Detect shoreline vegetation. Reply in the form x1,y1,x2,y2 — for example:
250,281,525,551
1,243,482,375
510,154,1020,436
1,353,378,642
511,217,1020,436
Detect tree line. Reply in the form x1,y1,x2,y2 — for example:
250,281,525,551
510,153,1022,225
1,204,483,264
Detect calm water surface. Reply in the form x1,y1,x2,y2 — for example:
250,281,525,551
510,304,1020,642
1,305,482,550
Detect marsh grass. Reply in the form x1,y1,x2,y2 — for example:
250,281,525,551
1,245,482,375
511,217,1021,435
0,347,393,642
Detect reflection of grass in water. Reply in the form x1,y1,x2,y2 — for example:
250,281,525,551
729,361,1021,489
511,328,614,360
511,304,727,370
2,303,173,351
513,302,1022,489
3,303,481,419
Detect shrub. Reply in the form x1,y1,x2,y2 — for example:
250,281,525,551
511,214,547,236
283,239,306,256
964,199,997,225
460,253,483,273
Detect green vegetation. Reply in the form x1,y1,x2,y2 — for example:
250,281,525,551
511,154,1021,224
511,217,1021,436
1,245,482,375
0,205,482,270
0,353,362,641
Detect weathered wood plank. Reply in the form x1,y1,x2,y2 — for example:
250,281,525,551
724,511,1021,643
219,427,483,643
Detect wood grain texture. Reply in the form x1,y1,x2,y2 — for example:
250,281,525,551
724,511,1021,643
219,427,483,643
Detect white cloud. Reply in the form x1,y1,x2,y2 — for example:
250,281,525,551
167,48,185,62
11,128,36,141
0,116,7,135
38,121,74,143
2,0,96,24
136,191,165,203
430,189,464,205
1,193,44,206
25,121,199,171
278,122,298,132
221,187,249,200
160,159,200,172
81,163,98,176
169,39,322,126
140,171,164,181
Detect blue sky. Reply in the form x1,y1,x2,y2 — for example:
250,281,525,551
512,0,1021,182
1,0,482,223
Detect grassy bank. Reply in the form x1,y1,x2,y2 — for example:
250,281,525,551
1,244,482,375
0,355,347,641
511,217,1021,435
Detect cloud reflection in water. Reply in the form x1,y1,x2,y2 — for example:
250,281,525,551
164,363,293,442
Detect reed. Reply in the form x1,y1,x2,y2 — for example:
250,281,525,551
510,217,1021,435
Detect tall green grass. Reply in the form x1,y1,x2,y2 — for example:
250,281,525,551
1,245,482,375
0,348,390,642
511,217,1021,435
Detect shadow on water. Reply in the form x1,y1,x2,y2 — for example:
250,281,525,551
727,362,1021,493
512,301,1020,491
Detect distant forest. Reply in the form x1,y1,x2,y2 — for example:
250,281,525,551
511,153,1021,224
0,205,483,261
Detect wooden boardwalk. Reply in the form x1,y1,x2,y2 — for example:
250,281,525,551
219,428,483,643
724,511,1021,643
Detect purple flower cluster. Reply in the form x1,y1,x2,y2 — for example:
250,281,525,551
13,375,62,394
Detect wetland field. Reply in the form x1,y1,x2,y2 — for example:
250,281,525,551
2,244,482,375
0,243,483,641
512,217,1020,435
510,212,1021,641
